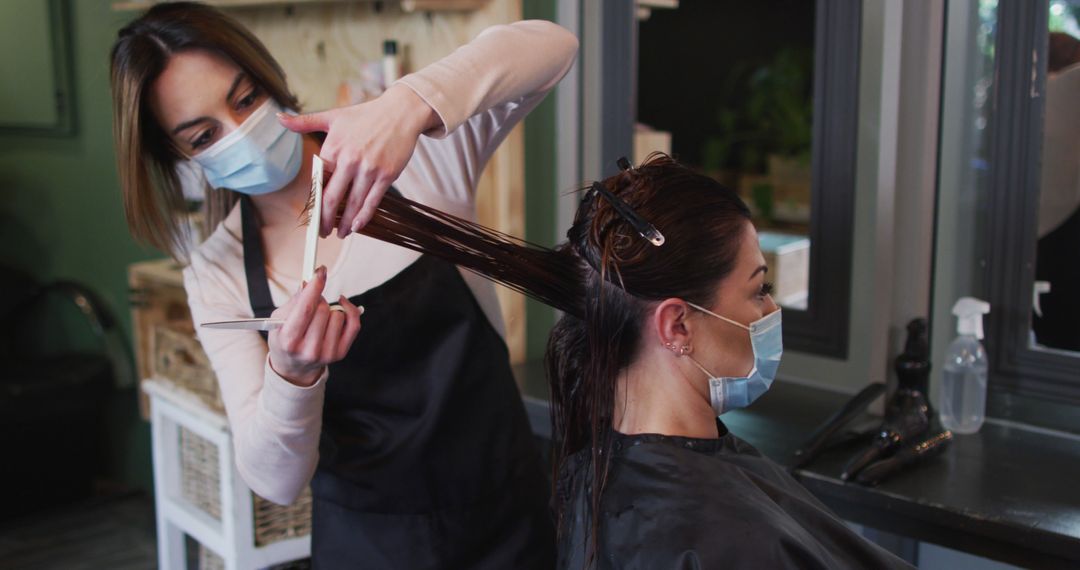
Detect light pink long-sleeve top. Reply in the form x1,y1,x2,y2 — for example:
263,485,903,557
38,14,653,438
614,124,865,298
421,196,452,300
182,20,578,505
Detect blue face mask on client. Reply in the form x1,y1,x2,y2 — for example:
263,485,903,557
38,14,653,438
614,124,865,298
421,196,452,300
191,99,303,196
684,303,783,415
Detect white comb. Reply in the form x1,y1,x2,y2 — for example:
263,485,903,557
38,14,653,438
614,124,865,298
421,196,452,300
302,155,323,282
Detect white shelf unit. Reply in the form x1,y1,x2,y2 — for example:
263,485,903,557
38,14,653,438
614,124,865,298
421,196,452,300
145,380,311,570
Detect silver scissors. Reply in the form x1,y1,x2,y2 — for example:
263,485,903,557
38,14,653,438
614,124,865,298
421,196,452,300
200,318,286,331
201,305,353,331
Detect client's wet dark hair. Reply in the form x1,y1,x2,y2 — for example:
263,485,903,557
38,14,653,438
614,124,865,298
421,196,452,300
356,153,752,555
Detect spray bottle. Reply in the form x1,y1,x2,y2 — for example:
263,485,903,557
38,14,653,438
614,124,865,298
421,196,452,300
939,297,990,434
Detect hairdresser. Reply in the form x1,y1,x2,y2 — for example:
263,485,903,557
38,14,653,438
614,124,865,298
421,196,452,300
110,3,577,567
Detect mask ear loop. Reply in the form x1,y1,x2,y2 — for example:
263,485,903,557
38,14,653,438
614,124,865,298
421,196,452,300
685,353,715,379
686,301,751,331
666,338,716,380
684,302,761,383
681,301,739,380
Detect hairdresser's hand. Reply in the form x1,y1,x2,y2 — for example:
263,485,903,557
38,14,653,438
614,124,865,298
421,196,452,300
279,84,440,238
267,266,363,387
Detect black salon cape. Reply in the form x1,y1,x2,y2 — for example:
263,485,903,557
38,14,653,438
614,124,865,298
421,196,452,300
556,421,913,569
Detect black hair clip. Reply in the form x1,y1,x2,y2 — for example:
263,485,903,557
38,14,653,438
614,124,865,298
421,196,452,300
589,176,665,247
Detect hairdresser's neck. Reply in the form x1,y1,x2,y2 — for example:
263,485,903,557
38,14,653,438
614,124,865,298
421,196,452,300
250,136,321,227
614,348,720,439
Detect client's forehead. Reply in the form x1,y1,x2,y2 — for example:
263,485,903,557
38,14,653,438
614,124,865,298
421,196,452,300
734,221,767,277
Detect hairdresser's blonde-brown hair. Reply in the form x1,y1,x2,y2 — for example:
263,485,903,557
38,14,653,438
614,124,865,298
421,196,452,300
110,1,299,259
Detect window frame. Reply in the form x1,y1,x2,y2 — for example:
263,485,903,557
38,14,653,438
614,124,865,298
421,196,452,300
783,0,862,357
0,0,76,136
603,0,863,358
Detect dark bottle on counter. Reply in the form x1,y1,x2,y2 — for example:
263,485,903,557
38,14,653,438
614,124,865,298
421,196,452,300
840,318,934,481
895,318,931,396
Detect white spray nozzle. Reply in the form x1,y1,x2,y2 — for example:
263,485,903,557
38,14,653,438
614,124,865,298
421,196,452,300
953,297,990,339
1033,281,1051,318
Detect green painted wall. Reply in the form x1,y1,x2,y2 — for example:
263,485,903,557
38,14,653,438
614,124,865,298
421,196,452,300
522,0,560,361
0,1,154,491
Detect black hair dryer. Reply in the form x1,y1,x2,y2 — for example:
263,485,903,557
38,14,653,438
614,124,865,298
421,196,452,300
794,318,949,485
840,319,933,481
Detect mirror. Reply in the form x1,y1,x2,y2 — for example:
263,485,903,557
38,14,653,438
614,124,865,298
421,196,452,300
637,1,815,310
1033,0,1080,353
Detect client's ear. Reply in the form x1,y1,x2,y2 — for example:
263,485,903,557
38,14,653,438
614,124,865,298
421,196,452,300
653,298,693,354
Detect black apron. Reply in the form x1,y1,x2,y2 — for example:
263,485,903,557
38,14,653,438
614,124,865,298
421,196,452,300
240,196,554,569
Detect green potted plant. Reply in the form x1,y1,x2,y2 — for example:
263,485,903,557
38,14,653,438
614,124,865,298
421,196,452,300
701,47,813,224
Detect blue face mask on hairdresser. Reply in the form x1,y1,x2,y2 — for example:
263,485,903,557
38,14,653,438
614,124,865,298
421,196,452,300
191,99,303,196
684,303,783,416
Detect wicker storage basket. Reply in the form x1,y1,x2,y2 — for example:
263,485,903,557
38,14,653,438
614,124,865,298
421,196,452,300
179,427,313,546
152,326,224,413
253,489,313,546
197,544,313,570
198,544,226,570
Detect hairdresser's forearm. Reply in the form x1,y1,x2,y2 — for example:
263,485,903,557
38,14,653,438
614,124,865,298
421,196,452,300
231,359,326,505
184,277,325,505
397,19,579,138
196,342,324,505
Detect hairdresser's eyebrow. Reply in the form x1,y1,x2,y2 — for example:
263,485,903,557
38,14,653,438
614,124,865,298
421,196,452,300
170,72,246,135
224,72,246,103
749,264,768,281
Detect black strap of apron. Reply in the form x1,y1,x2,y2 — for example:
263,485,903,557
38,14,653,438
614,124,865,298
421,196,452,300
240,195,276,324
